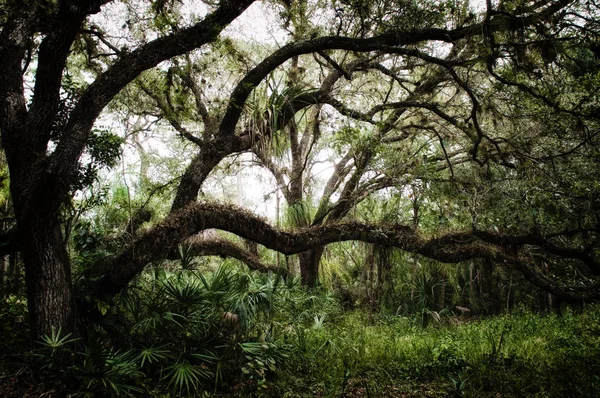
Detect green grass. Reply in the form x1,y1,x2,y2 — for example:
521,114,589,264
269,306,600,398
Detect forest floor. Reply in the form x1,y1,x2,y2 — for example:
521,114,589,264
1,306,599,397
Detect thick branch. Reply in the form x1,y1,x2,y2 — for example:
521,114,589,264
95,201,600,300
180,236,279,273
217,10,563,138
313,152,354,225
27,3,91,150
124,207,153,239
170,137,246,211
474,230,600,275
0,5,34,133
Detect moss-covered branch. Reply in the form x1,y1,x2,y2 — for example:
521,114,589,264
180,235,279,273
94,201,600,301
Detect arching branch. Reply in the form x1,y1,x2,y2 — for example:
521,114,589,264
47,0,256,185
179,235,280,273
216,5,575,139
474,230,600,275
94,201,600,301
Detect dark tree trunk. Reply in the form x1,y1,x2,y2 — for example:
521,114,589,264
20,216,74,338
298,247,324,286
374,245,392,310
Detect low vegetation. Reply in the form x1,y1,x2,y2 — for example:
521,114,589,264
2,262,599,397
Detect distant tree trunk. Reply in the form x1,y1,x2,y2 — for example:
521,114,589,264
551,295,562,315
7,254,19,296
468,259,501,315
1,253,19,297
469,262,476,310
504,274,514,313
299,247,324,286
482,258,501,314
375,245,392,310
410,257,418,311
0,256,5,298
541,261,558,313
431,266,447,312
436,281,446,311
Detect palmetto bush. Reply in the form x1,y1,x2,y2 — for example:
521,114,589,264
5,260,342,397
105,265,276,394
79,263,340,396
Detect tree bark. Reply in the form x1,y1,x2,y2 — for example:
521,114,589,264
299,247,324,286
20,216,73,338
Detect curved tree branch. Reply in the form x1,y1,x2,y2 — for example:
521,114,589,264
48,0,256,186
474,229,600,275
180,235,280,273
216,5,576,139
94,201,600,300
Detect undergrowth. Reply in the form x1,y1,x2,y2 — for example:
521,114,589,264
1,265,599,397
272,307,600,397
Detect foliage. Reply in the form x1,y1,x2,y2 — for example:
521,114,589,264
2,0,600,396
2,261,600,397
74,128,124,191
271,305,600,397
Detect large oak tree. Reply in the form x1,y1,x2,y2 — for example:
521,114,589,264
1,0,599,340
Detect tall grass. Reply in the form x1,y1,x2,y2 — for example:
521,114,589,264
272,306,600,398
